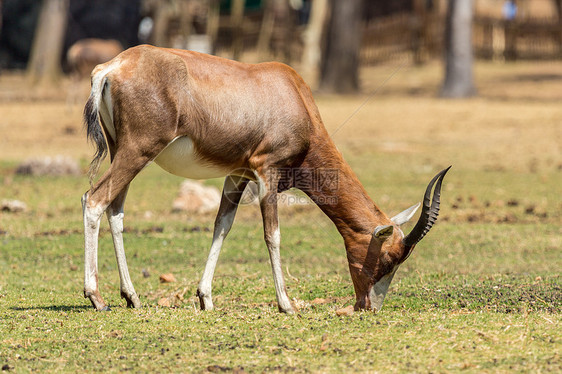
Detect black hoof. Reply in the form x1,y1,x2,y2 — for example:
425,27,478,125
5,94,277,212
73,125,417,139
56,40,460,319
100,305,112,312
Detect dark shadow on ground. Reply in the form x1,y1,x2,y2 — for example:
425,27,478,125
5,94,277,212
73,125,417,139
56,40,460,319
10,305,92,312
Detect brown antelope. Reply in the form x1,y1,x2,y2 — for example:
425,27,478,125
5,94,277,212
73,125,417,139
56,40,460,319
82,44,450,313
66,39,124,107
67,39,124,79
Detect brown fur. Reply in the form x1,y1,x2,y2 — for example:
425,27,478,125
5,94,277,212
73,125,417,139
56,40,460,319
67,39,123,79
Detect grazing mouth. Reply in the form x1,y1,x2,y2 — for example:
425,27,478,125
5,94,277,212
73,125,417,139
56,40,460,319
369,267,398,312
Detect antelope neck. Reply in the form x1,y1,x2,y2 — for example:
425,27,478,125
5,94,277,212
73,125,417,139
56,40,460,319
299,136,388,238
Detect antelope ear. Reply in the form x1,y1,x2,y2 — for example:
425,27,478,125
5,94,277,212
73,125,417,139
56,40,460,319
390,203,421,226
373,225,394,240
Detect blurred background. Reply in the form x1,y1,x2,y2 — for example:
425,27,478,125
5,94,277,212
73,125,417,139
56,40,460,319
0,0,560,222
1,0,562,94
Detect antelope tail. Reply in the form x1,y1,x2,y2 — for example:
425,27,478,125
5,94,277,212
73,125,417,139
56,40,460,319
83,71,110,186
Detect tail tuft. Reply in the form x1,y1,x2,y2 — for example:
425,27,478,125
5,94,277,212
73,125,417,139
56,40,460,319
84,93,108,185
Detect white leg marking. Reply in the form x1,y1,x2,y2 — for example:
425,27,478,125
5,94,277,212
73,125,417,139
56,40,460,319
257,176,294,314
267,227,294,313
82,193,105,297
198,209,236,310
198,176,247,310
107,203,140,308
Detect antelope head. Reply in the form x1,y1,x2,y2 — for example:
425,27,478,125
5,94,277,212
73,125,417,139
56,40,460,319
352,166,451,312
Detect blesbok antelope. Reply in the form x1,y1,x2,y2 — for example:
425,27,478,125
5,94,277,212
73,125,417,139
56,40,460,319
67,39,124,80
82,44,450,313
66,39,124,107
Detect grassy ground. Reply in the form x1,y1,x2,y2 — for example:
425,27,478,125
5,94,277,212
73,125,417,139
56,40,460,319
0,60,560,372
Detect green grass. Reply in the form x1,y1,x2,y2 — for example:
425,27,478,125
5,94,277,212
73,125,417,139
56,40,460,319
0,159,560,373
1,60,562,371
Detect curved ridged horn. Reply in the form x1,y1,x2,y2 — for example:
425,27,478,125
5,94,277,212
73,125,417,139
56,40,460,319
403,166,451,249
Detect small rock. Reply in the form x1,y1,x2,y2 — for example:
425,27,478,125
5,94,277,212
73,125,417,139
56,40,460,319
0,199,27,213
157,297,171,307
15,156,80,176
159,273,176,283
335,305,354,316
311,298,327,305
142,269,150,278
172,180,220,213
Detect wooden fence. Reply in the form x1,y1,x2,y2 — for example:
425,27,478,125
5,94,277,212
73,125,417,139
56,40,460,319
474,17,562,60
361,13,443,65
360,14,562,65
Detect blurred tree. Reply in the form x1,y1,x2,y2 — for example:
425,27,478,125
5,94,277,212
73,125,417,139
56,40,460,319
0,0,3,41
555,0,562,20
301,0,328,79
231,0,246,60
206,0,220,52
257,0,293,63
27,0,69,85
440,0,476,98
319,0,363,94
148,0,174,47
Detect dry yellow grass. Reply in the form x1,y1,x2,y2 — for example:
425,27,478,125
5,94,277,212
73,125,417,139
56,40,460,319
1,60,561,173
335,61,562,172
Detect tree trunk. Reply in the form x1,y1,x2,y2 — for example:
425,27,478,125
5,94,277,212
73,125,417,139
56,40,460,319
151,3,173,47
257,0,275,60
26,0,69,85
555,0,562,20
301,0,328,80
177,0,194,49
206,0,221,53
552,0,562,50
231,0,246,60
440,0,476,98
0,0,3,42
319,0,363,94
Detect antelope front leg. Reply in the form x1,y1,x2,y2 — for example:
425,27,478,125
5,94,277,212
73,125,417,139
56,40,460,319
107,187,141,308
258,176,294,314
198,175,249,310
82,192,109,311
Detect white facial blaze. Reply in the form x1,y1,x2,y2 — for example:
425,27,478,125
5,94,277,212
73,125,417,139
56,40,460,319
369,266,399,312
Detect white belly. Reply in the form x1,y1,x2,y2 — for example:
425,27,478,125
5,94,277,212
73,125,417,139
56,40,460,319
154,136,228,179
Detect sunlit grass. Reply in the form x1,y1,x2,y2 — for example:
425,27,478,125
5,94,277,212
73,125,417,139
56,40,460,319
1,61,561,372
